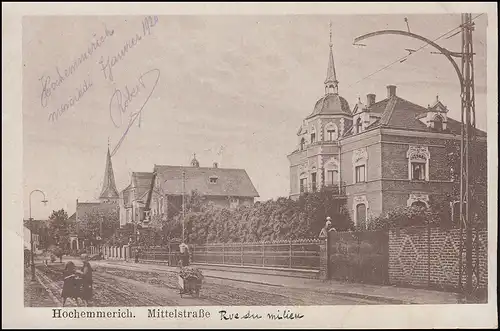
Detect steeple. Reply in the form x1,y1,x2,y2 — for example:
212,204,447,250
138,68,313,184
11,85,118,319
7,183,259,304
324,21,339,95
99,147,119,202
190,153,200,168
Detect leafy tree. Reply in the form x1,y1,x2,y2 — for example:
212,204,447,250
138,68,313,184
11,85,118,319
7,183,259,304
366,205,441,230
47,209,70,249
79,207,119,245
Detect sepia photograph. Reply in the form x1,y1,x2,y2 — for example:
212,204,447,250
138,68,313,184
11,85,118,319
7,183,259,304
2,2,497,328
20,12,490,308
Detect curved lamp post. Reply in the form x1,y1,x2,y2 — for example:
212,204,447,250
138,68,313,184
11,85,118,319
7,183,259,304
29,189,48,281
353,15,476,293
353,30,464,89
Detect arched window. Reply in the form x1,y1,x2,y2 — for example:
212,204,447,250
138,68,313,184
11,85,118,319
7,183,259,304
299,173,308,194
356,117,363,133
300,137,306,151
324,123,339,141
310,126,316,144
434,115,444,131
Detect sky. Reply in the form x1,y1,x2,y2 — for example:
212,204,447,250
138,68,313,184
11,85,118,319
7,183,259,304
22,14,488,219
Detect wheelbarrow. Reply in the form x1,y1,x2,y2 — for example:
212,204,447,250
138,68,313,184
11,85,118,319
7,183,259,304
178,275,202,298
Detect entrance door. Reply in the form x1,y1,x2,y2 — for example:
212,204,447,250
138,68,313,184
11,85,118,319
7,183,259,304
356,204,367,229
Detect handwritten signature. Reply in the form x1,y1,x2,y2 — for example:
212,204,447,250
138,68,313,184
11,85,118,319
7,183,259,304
109,68,161,156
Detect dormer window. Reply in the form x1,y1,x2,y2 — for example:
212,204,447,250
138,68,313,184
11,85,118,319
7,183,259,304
300,137,305,151
356,118,362,133
433,115,444,131
209,176,218,184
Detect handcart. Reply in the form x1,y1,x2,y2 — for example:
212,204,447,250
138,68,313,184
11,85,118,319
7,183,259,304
178,266,203,298
178,275,202,298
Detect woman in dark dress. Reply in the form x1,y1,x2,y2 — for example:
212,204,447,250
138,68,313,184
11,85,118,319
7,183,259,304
61,261,79,307
79,259,93,307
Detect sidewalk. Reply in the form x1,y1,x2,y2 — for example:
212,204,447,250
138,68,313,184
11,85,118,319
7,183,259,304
95,259,462,305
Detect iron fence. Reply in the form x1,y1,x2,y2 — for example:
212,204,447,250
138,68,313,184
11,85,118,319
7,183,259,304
191,239,320,270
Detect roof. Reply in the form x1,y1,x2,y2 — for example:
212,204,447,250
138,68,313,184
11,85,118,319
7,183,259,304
99,148,119,199
76,201,117,221
348,95,487,137
132,172,154,200
153,165,259,198
308,93,351,118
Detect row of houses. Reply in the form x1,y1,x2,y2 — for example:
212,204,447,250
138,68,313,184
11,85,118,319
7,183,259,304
69,30,487,240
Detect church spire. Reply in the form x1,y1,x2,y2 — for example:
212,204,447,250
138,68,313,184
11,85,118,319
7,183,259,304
99,146,119,201
324,21,339,95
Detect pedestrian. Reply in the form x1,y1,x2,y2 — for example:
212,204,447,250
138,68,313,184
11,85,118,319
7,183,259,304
179,243,190,267
61,261,79,307
78,255,93,307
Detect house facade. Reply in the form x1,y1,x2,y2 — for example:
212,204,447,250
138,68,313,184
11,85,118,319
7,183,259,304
134,156,260,227
288,39,487,228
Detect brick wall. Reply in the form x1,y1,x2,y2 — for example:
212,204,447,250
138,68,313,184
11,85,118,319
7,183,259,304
389,226,488,290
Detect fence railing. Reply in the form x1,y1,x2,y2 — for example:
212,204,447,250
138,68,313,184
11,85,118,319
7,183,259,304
191,239,320,270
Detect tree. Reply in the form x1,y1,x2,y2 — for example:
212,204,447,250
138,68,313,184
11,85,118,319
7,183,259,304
78,207,119,245
48,209,70,249
366,205,442,230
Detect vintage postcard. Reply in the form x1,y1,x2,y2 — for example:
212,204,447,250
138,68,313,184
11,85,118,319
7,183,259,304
2,2,498,329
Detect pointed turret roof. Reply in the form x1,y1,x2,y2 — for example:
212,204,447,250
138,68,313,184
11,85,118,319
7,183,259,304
324,22,338,94
99,147,119,199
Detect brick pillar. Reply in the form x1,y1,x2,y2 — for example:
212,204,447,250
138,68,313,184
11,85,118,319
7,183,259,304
318,233,329,280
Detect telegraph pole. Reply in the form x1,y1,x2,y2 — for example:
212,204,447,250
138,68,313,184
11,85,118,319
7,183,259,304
353,13,478,295
459,13,476,294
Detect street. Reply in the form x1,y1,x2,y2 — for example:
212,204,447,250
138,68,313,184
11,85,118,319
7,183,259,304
28,260,381,307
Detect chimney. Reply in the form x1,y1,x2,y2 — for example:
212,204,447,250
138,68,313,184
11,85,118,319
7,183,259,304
387,85,397,98
213,162,218,168
366,94,376,107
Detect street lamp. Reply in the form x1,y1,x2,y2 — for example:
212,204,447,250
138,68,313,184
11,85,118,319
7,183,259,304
29,189,48,281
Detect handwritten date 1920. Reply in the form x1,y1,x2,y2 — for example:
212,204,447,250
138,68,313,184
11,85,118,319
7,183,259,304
109,68,160,156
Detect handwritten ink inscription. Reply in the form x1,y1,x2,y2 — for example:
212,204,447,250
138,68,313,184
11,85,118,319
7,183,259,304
109,68,161,156
42,24,115,119
218,309,304,321
43,16,159,124
99,16,159,82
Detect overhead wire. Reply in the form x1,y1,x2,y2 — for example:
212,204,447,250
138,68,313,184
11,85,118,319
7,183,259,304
347,13,484,88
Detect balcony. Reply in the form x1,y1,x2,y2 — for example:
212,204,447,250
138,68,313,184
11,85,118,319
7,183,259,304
322,182,347,196
298,182,346,197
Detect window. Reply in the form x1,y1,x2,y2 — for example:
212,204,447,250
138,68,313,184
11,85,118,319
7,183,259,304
411,162,426,180
356,118,362,133
434,115,444,131
310,132,316,144
355,165,366,183
209,176,218,184
300,178,308,193
407,146,430,181
326,170,338,186
229,198,239,209
300,137,305,151
311,173,317,192
327,129,336,141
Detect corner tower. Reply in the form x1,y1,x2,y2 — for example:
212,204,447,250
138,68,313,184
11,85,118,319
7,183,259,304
287,22,351,199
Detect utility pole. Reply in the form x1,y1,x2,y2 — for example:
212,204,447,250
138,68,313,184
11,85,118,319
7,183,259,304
459,13,476,294
353,13,478,296
182,171,186,243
